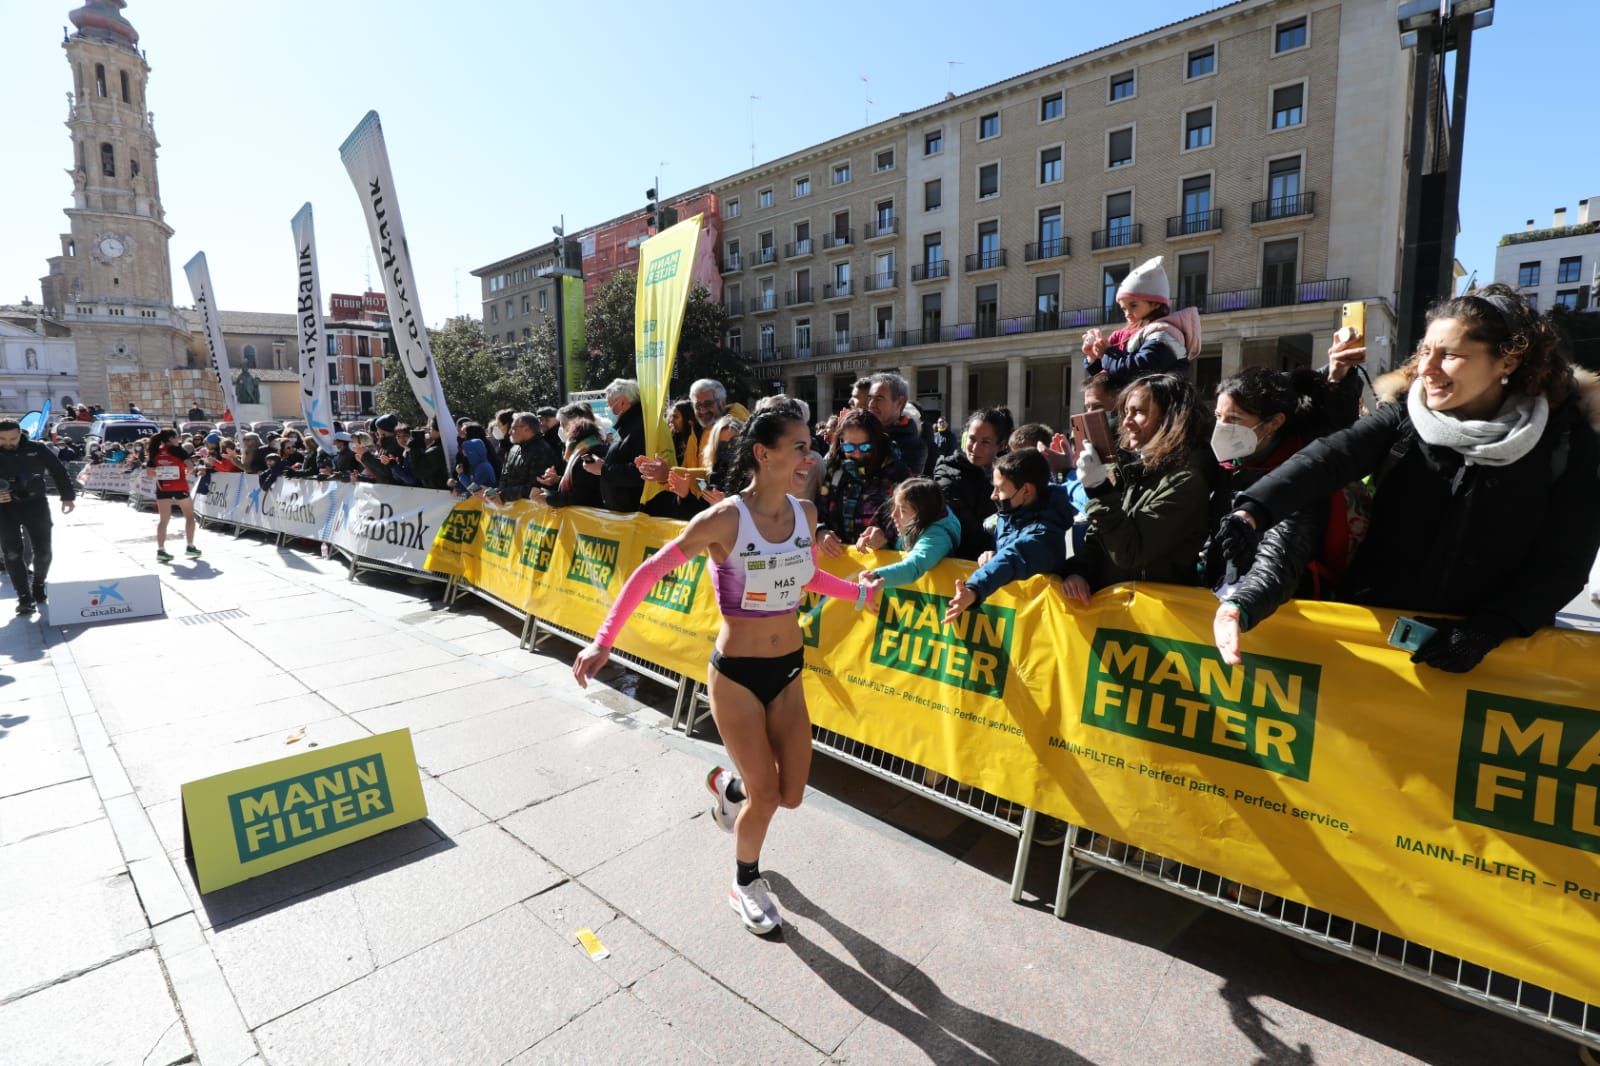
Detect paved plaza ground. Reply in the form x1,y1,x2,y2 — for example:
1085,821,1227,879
0,496,1588,1065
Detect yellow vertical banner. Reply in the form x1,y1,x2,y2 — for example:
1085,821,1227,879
635,215,703,471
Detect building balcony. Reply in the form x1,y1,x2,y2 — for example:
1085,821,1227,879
721,254,742,273
864,271,898,293
1166,209,1223,239
1250,191,1317,224
965,249,1008,273
784,239,814,260
1024,237,1070,262
1203,276,1348,313
756,345,786,362
823,230,853,250
1091,224,1143,252
864,216,899,241
824,281,854,300
785,288,815,308
750,246,778,267
911,260,951,282
1062,305,1115,329
722,298,744,316
751,293,780,314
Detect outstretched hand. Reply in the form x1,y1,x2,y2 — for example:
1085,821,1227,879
858,571,885,611
572,643,610,688
943,579,976,624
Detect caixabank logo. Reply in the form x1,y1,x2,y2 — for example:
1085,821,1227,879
1455,690,1600,854
870,589,1014,697
1082,628,1320,780
641,545,704,614
80,582,132,619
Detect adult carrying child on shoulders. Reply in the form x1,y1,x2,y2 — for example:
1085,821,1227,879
1082,256,1201,388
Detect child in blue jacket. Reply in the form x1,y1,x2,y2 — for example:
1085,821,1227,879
857,478,963,588
944,449,1077,621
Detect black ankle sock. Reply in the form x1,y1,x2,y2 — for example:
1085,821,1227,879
725,776,746,803
736,859,760,886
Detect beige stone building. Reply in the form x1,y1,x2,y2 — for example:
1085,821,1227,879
712,0,1410,429
474,239,567,359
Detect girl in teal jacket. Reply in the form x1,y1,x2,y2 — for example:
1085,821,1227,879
857,478,962,588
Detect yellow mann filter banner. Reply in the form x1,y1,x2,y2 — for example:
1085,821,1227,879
181,729,428,894
634,215,703,476
427,508,1600,1004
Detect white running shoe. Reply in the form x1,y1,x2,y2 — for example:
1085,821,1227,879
728,876,781,935
705,766,743,834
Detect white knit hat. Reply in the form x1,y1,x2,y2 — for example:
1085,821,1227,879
1118,256,1170,305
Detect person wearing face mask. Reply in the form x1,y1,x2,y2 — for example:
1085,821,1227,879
944,449,1077,622
1059,373,1215,604
0,418,76,614
1081,257,1201,389
934,408,1014,560
1201,366,1370,663
1225,285,1600,673
815,409,912,556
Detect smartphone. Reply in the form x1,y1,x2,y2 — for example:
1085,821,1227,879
694,478,708,492
1387,616,1437,653
1340,301,1366,340
1071,410,1116,460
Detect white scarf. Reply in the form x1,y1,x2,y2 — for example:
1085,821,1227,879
1406,379,1548,467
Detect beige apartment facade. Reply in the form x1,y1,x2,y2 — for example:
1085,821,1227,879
474,240,567,358
712,0,1411,430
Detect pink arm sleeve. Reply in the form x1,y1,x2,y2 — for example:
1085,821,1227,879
804,545,861,601
594,543,690,649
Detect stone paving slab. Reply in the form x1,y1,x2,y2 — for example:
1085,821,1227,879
507,987,716,1065
0,949,192,1066
440,717,668,818
629,956,829,1066
0,776,101,844
521,881,676,991
411,698,600,777
352,823,565,966
254,904,614,1066
500,747,710,875
352,674,548,735
317,656,516,712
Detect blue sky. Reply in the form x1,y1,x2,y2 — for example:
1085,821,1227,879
1,0,1593,320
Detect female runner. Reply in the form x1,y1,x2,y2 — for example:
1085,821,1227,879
147,428,200,562
575,407,879,934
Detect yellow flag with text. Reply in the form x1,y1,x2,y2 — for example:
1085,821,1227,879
634,216,703,475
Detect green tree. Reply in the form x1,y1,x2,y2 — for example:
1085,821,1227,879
671,284,753,406
580,270,637,389
507,317,564,410
579,274,754,407
374,316,527,426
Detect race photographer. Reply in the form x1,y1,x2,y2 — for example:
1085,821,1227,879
0,418,76,615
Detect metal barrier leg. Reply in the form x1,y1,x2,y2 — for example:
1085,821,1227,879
670,676,693,731
519,614,534,651
1055,822,1081,919
684,683,707,738
1010,807,1038,903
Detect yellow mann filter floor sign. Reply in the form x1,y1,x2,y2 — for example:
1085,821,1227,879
181,729,428,893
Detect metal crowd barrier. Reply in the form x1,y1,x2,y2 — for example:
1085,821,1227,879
1056,828,1600,1051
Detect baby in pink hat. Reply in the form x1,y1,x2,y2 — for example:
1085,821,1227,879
1082,256,1201,387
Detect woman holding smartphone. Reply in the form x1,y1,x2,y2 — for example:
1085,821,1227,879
1220,285,1600,672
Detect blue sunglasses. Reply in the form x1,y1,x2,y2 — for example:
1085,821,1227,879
839,441,874,454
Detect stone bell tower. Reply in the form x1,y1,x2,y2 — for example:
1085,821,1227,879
39,0,190,408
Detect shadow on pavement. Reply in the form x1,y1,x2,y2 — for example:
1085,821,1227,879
0,713,31,739
764,871,1093,1064
164,560,221,580
190,820,456,933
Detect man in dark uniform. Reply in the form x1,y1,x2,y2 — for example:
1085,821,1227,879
0,419,77,614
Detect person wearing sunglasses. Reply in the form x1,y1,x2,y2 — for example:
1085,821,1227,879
816,408,912,556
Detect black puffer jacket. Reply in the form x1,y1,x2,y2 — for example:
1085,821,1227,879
499,436,556,502
408,435,448,490
934,450,994,560
0,439,75,500
598,403,645,512
1240,371,1600,638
